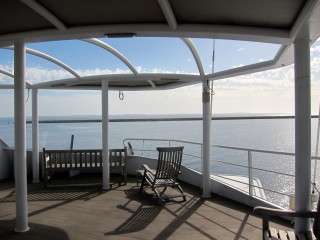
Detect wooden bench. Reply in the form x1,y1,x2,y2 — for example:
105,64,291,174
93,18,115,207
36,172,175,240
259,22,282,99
254,204,319,240
42,148,127,187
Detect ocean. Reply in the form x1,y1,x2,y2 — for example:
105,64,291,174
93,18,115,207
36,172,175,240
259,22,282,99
0,115,319,208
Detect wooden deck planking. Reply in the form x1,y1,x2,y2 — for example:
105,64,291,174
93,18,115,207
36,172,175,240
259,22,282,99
0,174,294,240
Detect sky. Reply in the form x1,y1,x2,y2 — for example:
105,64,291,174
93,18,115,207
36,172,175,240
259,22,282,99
0,37,320,117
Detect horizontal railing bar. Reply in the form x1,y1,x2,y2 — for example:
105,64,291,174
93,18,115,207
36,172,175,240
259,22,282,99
215,160,295,177
213,144,295,156
216,175,293,197
123,138,203,147
25,114,319,124
124,138,320,159
129,147,201,160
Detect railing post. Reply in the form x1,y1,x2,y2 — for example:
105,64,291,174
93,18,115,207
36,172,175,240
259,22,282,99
101,80,110,190
32,88,39,183
248,150,253,197
201,144,203,172
142,140,145,156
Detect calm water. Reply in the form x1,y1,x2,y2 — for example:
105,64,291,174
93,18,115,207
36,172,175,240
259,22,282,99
0,116,319,208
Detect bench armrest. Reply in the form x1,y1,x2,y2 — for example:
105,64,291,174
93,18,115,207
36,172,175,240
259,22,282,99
254,206,317,218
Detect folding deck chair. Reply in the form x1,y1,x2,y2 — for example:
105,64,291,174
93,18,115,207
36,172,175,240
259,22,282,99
139,146,186,204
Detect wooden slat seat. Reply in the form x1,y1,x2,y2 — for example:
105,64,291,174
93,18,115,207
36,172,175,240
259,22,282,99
264,227,316,240
254,201,319,240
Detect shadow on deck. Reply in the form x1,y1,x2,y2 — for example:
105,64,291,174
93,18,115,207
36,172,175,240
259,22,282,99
0,174,293,240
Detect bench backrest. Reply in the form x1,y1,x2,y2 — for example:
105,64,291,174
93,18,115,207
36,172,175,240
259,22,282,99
43,148,102,170
109,148,127,168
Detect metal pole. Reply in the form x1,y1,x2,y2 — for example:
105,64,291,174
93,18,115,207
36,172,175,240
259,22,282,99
102,80,110,190
294,25,311,234
32,89,39,183
248,151,253,197
14,40,29,232
312,104,320,191
70,134,74,150
202,79,211,198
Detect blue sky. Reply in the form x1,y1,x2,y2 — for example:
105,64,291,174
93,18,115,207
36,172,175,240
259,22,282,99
0,37,319,117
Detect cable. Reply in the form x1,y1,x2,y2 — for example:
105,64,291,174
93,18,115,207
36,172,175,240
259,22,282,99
212,39,215,75
25,88,30,102
209,39,216,108
206,79,215,96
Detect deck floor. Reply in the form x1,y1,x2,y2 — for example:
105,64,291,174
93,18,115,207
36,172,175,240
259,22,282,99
0,174,293,240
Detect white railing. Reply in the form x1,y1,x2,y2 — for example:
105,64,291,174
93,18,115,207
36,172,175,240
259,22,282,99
123,138,320,208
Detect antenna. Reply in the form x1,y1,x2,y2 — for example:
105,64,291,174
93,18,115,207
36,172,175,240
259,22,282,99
210,39,216,111
212,39,215,74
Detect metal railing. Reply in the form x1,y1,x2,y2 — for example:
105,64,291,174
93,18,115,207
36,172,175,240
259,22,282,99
123,137,320,208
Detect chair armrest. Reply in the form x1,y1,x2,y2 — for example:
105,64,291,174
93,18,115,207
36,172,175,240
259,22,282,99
254,206,317,218
141,164,154,174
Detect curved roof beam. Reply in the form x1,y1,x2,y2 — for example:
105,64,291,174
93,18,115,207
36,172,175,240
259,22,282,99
206,44,293,82
0,69,14,78
20,0,67,31
0,68,33,88
157,0,177,30
5,46,81,80
83,38,138,75
181,38,205,79
83,38,156,88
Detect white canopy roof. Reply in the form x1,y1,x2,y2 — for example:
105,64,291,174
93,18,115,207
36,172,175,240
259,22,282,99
1,0,320,90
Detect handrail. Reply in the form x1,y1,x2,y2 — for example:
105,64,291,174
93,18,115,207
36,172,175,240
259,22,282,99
123,137,320,208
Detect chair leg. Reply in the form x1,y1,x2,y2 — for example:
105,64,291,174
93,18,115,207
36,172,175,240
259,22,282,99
44,170,48,187
159,186,168,196
139,175,146,192
154,185,186,204
154,188,165,205
176,184,186,202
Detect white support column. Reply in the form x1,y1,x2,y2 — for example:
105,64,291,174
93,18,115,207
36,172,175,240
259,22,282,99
294,25,311,234
102,80,110,190
202,80,211,198
32,89,39,183
14,41,29,232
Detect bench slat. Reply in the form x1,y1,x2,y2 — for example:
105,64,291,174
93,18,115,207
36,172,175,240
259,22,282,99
278,230,288,239
270,227,280,239
287,231,295,240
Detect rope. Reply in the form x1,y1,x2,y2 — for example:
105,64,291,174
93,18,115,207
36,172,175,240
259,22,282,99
25,88,30,102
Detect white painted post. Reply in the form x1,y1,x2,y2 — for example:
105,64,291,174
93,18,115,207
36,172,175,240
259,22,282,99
294,25,312,234
102,80,110,190
202,80,211,198
32,88,39,183
14,41,29,232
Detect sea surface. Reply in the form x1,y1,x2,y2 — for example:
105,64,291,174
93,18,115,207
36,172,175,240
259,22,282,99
0,114,319,208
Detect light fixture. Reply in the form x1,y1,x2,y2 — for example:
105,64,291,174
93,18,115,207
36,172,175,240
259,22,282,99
104,33,136,38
